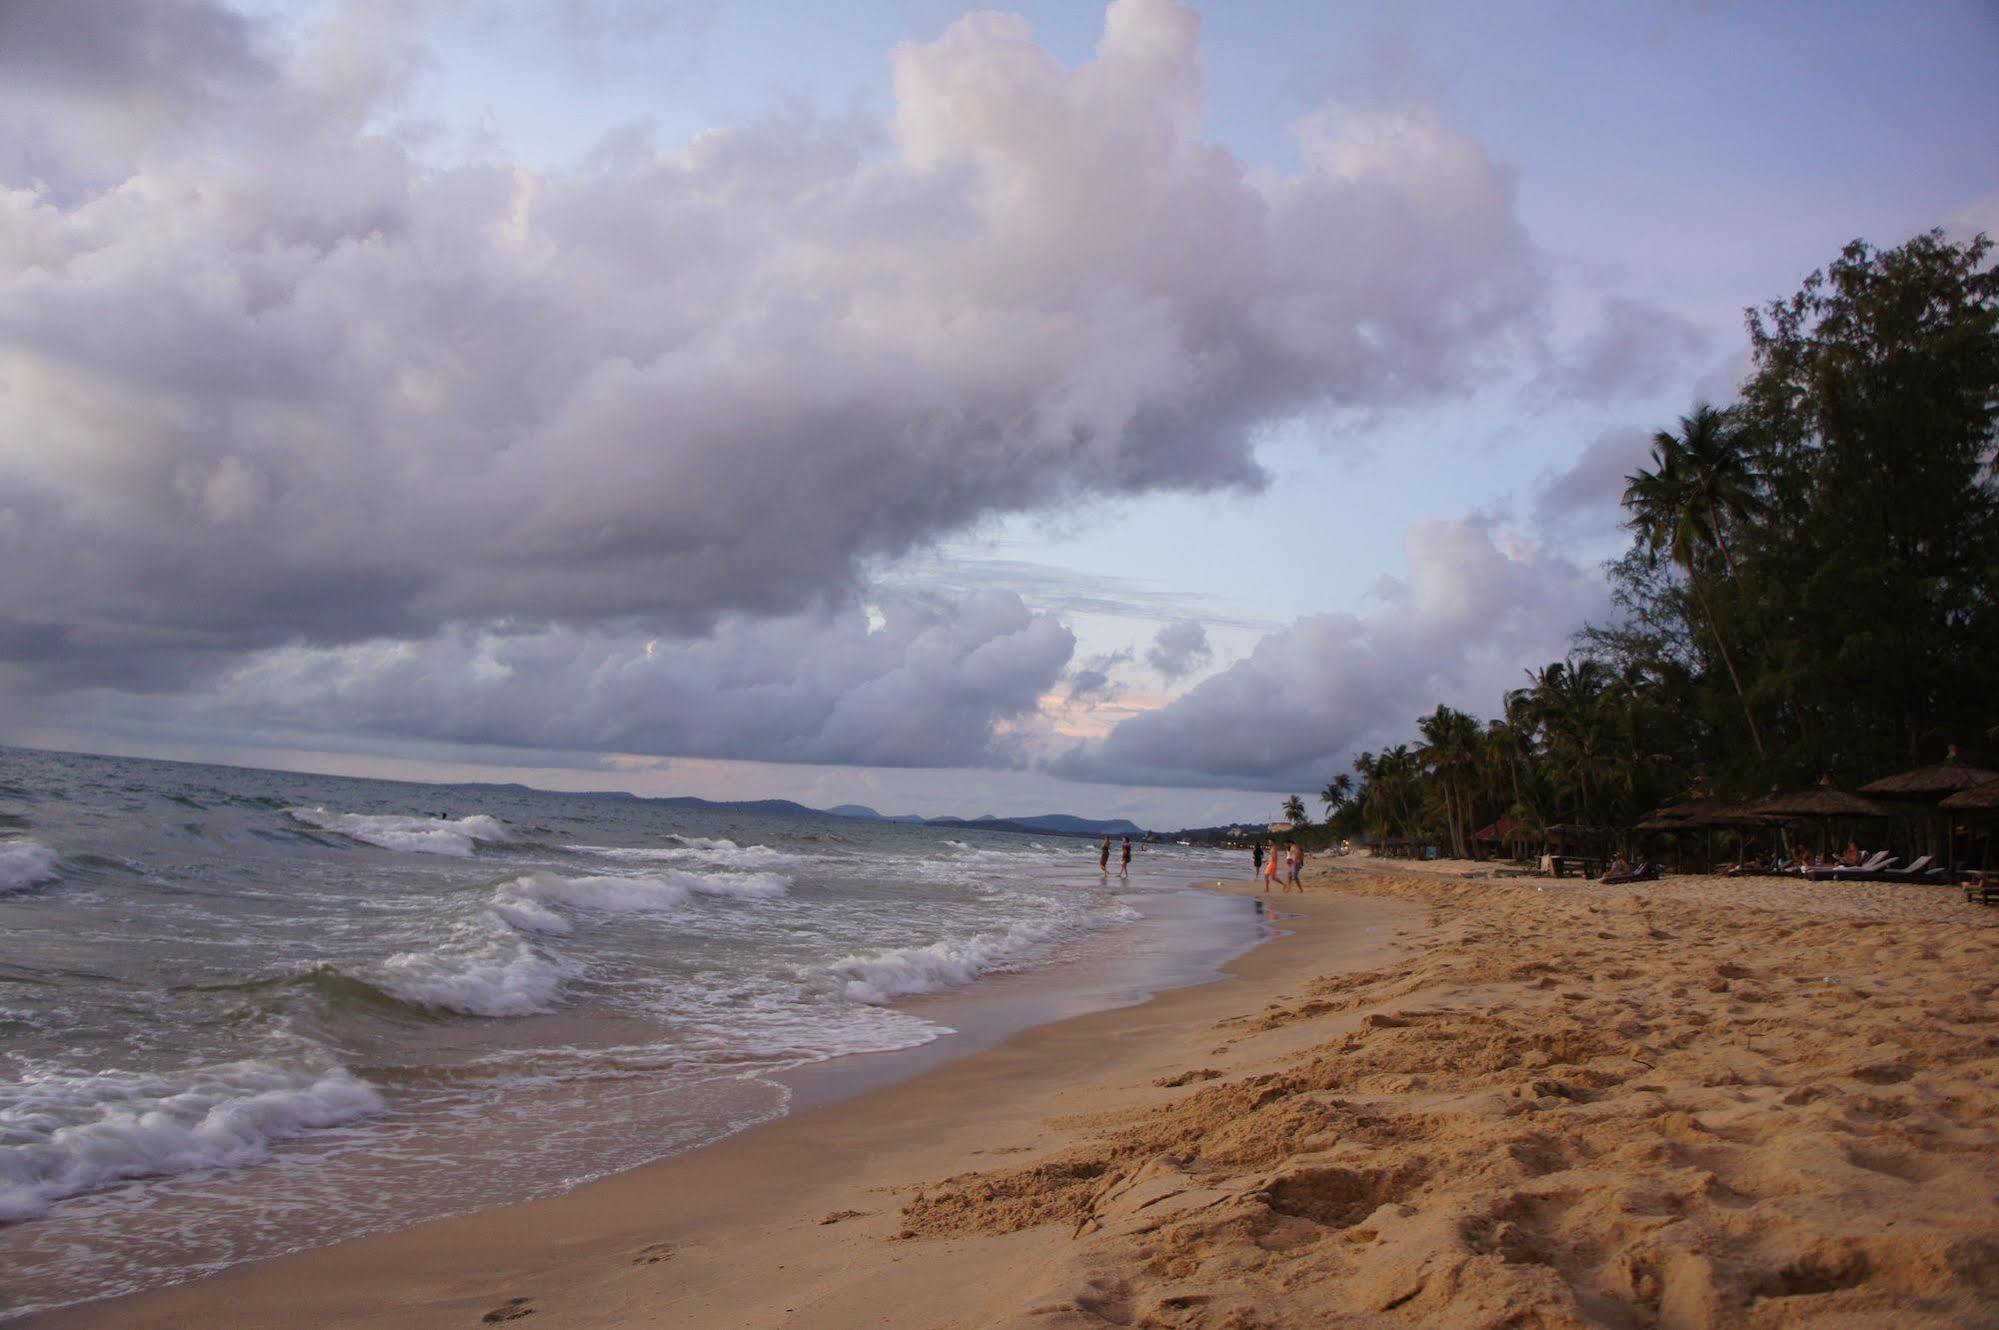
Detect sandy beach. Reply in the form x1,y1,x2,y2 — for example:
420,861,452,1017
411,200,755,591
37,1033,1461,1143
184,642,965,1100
29,861,1999,1329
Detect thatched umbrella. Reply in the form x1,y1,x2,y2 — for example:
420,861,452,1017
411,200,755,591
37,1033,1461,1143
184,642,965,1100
1743,780,1891,862
1637,798,1770,871
1746,786,1888,820
1859,747,1999,802
1861,748,1999,872
1940,779,1999,811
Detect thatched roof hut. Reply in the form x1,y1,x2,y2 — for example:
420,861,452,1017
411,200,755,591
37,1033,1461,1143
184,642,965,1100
1939,779,1999,812
1859,748,1999,803
1743,782,1889,820
1642,798,1769,828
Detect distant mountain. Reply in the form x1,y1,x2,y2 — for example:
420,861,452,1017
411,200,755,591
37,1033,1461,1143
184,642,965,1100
455,783,1145,836
926,813,1146,838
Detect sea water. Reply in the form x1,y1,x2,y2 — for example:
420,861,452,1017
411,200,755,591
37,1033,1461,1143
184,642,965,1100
0,747,1252,1319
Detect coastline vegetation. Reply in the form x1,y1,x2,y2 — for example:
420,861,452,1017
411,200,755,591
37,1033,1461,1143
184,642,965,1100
1305,229,1999,855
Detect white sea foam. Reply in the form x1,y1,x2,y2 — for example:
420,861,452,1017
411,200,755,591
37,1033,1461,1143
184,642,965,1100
0,839,58,894
368,924,566,1017
286,808,508,857
0,1060,384,1221
499,869,789,920
568,839,803,869
486,894,572,935
821,915,1101,1005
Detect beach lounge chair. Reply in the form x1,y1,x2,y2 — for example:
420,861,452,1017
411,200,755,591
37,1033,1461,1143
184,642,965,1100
1600,861,1660,885
1802,851,1894,882
1874,854,1939,882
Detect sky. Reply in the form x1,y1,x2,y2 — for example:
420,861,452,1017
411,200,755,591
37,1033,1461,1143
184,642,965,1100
1,0,1995,828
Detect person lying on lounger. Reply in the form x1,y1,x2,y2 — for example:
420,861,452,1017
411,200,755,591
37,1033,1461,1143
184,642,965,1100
1600,858,1659,885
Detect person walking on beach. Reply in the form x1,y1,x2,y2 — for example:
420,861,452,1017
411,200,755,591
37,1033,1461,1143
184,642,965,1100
1263,841,1281,892
1286,841,1304,890
1251,841,1264,880
1119,836,1132,879
1099,836,1111,876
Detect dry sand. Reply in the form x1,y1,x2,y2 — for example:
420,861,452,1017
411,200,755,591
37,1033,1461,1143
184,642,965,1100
29,863,1999,1329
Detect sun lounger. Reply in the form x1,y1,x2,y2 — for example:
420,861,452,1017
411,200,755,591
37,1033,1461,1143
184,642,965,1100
1802,851,1894,882
1600,861,1661,885
1873,854,1939,882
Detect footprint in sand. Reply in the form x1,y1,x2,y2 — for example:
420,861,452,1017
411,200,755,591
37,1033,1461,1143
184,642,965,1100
632,1242,674,1265
481,1298,535,1323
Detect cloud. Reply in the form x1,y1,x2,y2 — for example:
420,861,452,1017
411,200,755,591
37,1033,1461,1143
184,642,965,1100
1146,619,1211,679
28,591,1075,769
1530,426,1652,531
1052,517,1607,789
1065,647,1134,706
1536,295,1709,403
0,0,1542,711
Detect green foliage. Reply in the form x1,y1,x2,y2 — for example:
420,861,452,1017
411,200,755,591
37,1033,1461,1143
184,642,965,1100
1322,229,1999,854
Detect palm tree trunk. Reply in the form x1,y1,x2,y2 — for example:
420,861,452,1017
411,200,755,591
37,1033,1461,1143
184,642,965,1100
1690,575,1766,755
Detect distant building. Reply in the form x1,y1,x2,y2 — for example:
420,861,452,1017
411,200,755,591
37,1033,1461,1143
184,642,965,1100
1269,822,1292,833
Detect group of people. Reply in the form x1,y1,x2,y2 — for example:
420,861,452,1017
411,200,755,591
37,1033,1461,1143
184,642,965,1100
1098,835,1133,878
1252,840,1306,891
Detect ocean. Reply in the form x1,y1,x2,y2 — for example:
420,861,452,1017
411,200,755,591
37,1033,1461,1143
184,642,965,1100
0,746,1254,1320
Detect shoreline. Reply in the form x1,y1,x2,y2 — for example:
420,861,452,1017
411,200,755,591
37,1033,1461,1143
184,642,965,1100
31,860,1999,1327
0,855,1257,1322
23,871,1390,1330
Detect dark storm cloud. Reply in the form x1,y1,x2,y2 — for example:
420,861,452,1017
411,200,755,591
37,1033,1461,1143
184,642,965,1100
1053,519,1608,790
42,592,1074,769
1145,619,1211,680
0,0,1549,770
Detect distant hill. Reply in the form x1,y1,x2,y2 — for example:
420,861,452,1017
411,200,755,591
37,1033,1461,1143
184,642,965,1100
457,784,1147,837
957,813,1147,838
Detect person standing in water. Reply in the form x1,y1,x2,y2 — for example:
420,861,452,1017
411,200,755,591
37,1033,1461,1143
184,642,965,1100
1251,841,1264,881
1263,841,1281,892
1099,836,1111,876
1119,836,1132,879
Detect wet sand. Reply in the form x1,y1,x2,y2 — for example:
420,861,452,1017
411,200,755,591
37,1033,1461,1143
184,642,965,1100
30,861,1999,1328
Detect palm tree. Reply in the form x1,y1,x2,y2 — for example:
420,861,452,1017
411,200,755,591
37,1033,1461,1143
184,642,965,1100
1623,404,1768,755
1281,794,1307,826
1319,774,1353,822
1517,660,1621,827
1415,705,1482,858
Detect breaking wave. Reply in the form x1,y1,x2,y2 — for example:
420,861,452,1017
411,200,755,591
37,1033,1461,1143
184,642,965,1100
365,924,567,1017
284,809,508,857
567,838,803,869
0,1059,384,1221
493,869,789,922
818,911,1128,1005
0,839,58,894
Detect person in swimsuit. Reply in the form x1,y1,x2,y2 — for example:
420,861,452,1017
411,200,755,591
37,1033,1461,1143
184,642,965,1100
1119,836,1132,878
1099,836,1111,876
1286,841,1304,890
1263,841,1280,892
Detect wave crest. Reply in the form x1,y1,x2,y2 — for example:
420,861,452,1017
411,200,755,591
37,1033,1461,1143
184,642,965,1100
819,919,1076,1005
367,926,566,1017
0,1059,383,1221
284,809,508,857
0,839,58,895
